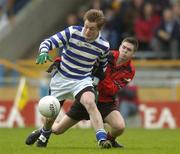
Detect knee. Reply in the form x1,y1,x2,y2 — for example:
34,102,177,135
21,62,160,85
114,119,126,132
83,100,96,111
120,121,126,131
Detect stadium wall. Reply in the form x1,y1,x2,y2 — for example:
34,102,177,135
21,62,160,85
0,100,180,129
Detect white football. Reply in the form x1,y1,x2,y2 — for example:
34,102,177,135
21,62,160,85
38,96,60,118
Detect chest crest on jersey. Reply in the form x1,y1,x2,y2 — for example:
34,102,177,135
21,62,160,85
77,41,83,46
77,41,102,52
84,42,91,48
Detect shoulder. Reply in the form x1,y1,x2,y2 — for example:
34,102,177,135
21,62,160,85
71,25,83,31
99,36,109,45
129,60,136,76
96,36,110,51
67,26,83,34
123,61,136,82
108,50,118,59
107,50,117,64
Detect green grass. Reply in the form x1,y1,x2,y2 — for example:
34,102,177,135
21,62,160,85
0,128,179,154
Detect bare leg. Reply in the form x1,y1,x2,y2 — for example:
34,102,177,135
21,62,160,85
104,110,125,147
42,117,56,130
80,91,104,131
52,115,79,135
79,91,111,148
104,110,125,138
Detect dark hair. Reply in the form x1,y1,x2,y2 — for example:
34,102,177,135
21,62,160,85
83,9,105,29
122,37,139,52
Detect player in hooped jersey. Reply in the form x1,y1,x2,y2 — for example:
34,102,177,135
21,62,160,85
51,37,138,148
25,9,112,148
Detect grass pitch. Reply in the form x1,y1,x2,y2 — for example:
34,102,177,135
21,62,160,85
0,128,179,154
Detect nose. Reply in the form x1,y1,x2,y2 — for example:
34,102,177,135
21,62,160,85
86,28,90,34
123,50,128,54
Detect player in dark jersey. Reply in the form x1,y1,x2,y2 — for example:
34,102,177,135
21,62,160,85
52,37,138,148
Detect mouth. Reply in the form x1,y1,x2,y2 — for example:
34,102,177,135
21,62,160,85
85,34,91,38
121,55,127,59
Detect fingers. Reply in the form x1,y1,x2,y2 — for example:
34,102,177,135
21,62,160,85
36,55,45,64
44,56,47,62
36,54,52,64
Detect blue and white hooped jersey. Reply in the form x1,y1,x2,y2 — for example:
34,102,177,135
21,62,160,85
39,26,110,80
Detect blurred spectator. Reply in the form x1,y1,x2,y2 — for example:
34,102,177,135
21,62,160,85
0,0,7,9
101,8,119,49
118,83,139,121
172,0,180,19
7,0,30,18
90,0,101,10
134,2,161,51
77,6,87,26
147,0,172,15
65,13,78,27
0,0,31,32
154,8,179,59
172,0,180,51
109,0,124,48
120,0,144,38
111,0,121,12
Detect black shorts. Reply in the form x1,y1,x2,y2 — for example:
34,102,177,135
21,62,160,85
66,100,119,121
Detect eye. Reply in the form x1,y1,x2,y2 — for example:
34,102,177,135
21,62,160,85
122,45,126,49
122,45,132,52
126,47,132,51
90,27,96,31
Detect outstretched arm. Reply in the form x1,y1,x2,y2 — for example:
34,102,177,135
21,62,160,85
36,27,71,64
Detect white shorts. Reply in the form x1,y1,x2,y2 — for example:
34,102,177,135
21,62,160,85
50,72,93,101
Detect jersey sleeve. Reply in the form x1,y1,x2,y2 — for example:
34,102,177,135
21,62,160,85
39,26,72,53
98,70,135,97
98,45,110,72
115,72,135,89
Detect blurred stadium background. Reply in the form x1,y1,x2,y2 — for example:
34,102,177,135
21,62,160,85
0,0,180,130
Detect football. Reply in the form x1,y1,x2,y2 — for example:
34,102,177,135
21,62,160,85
38,95,60,118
